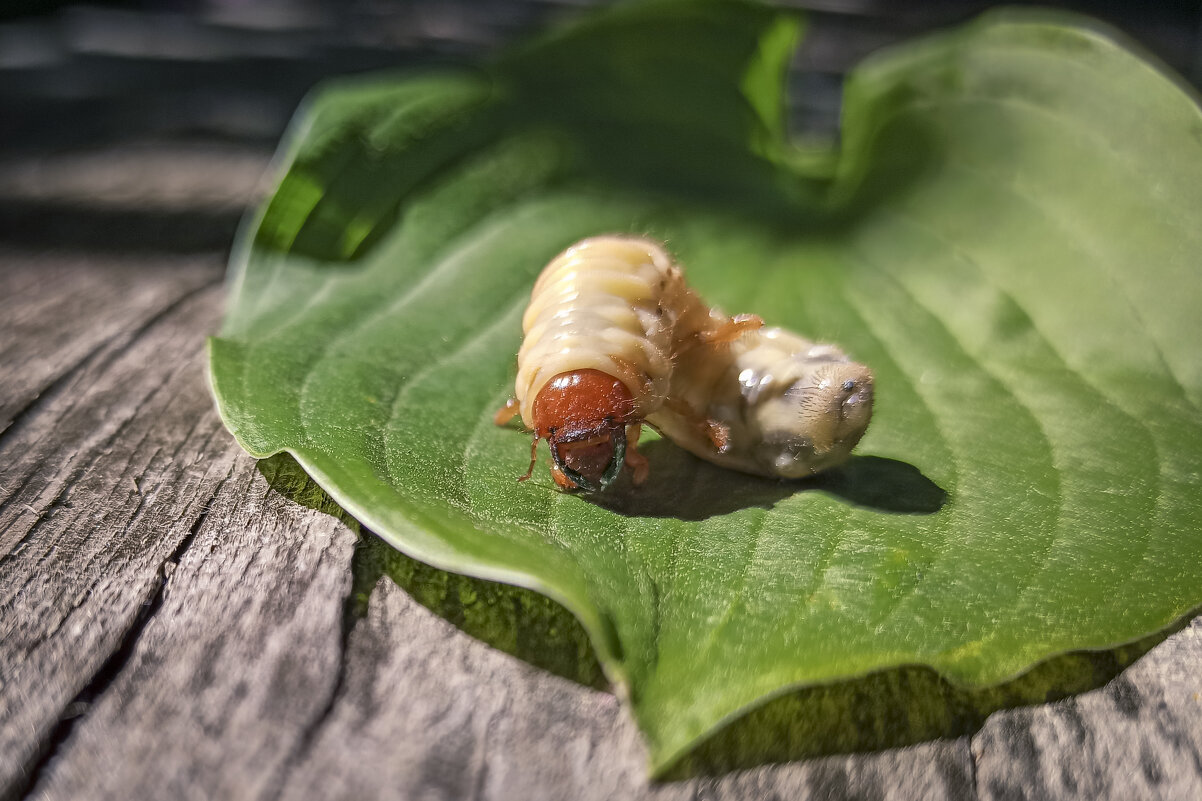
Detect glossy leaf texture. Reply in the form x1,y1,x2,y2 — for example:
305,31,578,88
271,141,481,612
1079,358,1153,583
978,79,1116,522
209,0,1202,773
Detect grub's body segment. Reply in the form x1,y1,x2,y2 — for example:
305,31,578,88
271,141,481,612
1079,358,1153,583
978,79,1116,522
515,235,711,428
647,327,874,478
503,235,724,491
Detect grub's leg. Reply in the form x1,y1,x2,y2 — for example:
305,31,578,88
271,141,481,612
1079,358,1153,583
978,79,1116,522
517,433,540,482
624,424,650,485
698,313,764,345
663,397,731,454
494,397,521,426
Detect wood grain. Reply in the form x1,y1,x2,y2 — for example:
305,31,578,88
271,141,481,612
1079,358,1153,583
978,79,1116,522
973,619,1202,801
28,449,357,801
0,265,227,796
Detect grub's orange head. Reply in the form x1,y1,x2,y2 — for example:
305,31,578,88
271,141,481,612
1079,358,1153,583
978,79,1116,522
531,369,635,491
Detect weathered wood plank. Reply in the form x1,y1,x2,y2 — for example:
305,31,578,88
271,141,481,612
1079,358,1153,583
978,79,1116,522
0,250,222,434
0,144,268,213
25,454,357,801
973,617,1202,801
0,278,230,797
276,577,657,801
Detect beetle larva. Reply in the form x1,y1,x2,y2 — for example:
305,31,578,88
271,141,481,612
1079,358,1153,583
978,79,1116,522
495,235,760,491
647,326,874,478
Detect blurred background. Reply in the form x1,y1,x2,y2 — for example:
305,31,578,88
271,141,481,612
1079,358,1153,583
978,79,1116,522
1,0,1200,252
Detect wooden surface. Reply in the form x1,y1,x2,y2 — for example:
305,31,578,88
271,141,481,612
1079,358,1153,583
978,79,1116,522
2,3,1202,799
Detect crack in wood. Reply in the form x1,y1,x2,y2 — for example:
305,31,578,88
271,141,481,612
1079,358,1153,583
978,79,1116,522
0,481,78,571
0,277,223,568
5,495,218,801
0,336,112,443
470,695,510,801
262,533,368,800
968,730,983,801
2,367,180,570
0,273,223,451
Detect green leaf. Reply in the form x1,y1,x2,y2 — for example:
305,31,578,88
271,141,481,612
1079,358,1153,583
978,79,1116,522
209,0,1202,773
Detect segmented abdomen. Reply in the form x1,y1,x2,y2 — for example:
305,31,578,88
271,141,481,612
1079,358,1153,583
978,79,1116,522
515,235,701,427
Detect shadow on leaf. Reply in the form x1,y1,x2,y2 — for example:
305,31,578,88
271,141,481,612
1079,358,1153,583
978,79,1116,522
813,454,948,514
590,443,946,521
256,452,1176,780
